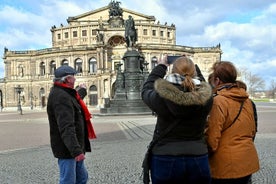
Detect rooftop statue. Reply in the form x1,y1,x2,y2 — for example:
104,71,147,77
109,0,123,17
125,15,137,47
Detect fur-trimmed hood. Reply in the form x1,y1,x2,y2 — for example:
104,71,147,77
141,64,213,156
154,78,212,106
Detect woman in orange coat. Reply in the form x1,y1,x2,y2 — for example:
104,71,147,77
205,61,259,184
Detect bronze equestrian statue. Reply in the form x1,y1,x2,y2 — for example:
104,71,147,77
125,15,137,47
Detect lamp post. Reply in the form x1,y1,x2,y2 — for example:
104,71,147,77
151,56,158,69
30,78,33,110
0,90,3,112
15,85,23,115
34,96,37,107
30,92,33,110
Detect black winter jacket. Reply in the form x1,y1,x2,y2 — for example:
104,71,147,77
47,86,91,158
142,64,213,155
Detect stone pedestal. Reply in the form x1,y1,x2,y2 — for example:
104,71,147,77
100,49,151,115
108,17,124,28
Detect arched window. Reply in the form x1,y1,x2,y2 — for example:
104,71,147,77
89,85,98,106
40,62,45,76
107,36,125,47
89,57,97,74
151,56,158,69
75,58,83,73
50,61,56,75
61,59,69,66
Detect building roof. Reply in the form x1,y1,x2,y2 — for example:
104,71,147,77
67,5,156,23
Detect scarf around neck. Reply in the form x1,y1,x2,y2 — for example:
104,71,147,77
54,82,96,139
166,73,201,85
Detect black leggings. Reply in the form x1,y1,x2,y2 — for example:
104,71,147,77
212,175,251,184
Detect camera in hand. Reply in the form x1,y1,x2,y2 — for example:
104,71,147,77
167,55,182,64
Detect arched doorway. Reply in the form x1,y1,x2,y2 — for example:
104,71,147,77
89,85,98,106
39,88,46,107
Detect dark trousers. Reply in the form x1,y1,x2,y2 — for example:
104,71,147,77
150,154,211,184
212,175,251,184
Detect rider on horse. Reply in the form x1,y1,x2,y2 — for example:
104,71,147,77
125,15,137,47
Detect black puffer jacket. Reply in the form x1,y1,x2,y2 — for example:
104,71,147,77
142,64,213,155
47,86,91,158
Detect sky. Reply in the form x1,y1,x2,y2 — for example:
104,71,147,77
0,0,275,89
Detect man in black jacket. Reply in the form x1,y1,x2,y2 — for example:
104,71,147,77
47,65,95,184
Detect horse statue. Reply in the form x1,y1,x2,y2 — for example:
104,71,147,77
109,0,123,17
125,15,137,47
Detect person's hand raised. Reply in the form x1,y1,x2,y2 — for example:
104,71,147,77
158,55,169,66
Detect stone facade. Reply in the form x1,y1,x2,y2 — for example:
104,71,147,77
0,3,221,109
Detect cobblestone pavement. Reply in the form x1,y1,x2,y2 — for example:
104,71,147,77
0,102,275,184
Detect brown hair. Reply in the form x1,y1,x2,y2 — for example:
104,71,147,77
236,80,247,91
211,61,237,83
208,73,214,84
208,72,215,88
172,57,196,91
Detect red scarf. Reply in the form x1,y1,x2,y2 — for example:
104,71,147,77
54,82,96,139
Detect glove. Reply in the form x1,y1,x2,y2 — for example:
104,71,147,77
77,88,87,99
75,153,85,162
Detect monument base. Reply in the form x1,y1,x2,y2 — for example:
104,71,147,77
99,47,151,115
100,99,152,115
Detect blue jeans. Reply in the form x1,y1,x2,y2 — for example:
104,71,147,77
58,159,88,184
150,154,211,184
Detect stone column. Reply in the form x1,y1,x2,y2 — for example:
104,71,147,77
123,49,144,100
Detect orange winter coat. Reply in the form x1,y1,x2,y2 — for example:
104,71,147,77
205,84,260,179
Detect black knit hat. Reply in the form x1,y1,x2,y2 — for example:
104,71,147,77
54,65,77,78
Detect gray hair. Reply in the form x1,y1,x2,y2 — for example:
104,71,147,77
53,75,69,82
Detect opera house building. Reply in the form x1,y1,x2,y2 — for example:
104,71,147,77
0,2,221,110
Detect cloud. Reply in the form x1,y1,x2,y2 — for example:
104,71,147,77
167,3,276,89
0,6,31,26
39,1,86,23
0,5,49,49
0,0,275,89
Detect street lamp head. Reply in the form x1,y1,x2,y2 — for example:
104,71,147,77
14,85,23,115
15,85,23,93
152,56,157,62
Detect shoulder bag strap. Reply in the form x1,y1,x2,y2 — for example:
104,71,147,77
222,101,244,133
148,120,180,150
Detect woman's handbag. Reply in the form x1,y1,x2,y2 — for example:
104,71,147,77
142,120,180,184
